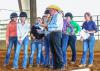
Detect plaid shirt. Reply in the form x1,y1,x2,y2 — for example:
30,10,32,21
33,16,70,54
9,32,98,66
62,19,74,35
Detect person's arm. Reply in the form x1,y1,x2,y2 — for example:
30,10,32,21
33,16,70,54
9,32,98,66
17,24,22,44
69,24,74,35
21,24,30,41
40,23,47,28
74,21,81,34
6,24,9,47
30,25,36,40
87,21,98,34
65,21,74,35
80,22,86,41
86,30,96,34
62,19,67,33
48,15,58,28
30,33,36,40
56,13,63,30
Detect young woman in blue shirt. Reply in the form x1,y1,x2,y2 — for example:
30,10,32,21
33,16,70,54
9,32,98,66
79,12,98,67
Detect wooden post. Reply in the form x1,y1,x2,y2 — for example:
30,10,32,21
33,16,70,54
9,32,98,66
30,0,37,25
18,0,23,12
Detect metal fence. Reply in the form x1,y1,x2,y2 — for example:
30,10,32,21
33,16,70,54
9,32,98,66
0,14,100,40
74,15,100,40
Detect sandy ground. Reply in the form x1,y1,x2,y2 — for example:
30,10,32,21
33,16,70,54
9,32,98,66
0,49,100,71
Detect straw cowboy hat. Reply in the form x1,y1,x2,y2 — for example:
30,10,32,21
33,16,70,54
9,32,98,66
47,5,61,11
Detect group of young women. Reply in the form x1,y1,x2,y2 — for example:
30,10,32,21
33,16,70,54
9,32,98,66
4,12,30,69
4,5,98,70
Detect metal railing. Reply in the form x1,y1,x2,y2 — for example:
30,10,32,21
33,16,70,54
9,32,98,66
0,16,100,40
0,9,30,40
0,9,100,40
74,15,100,40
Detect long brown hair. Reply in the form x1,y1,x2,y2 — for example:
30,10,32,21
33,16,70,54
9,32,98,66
84,12,93,21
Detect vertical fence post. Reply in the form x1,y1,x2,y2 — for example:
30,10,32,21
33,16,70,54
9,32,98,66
0,20,1,40
30,0,37,26
97,16,99,40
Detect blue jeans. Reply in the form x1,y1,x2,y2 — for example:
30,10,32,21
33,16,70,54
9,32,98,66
29,40,42,65
13,36,29,68
68,35,77,62
81,35,95,64
4,37,17,64
62,33,69,65
44,34,51,66
41,51,45,65
40,41,45,65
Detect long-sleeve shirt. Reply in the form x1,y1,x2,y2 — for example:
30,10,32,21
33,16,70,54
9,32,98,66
48,12,63,32
67,20,81,35
82,21,98,35
17,22,30,41
6,21,17,42
62,19,74,35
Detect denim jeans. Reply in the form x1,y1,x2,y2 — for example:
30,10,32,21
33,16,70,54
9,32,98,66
4,37,17,64
13,36,29,68
81,35,95,64
50,31,64,69
29,40,42,65
44,34,51,66
41,40,45,65
41,51,45,65
68,35,77,62
62,33,69,65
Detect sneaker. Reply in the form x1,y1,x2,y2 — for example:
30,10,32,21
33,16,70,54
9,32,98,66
60,67,65,71
70,61,75,64
23,67,26,69
37,64,40,67
11,67,18,70
44,64,52,68
3,64,7,67
29,64,33,68
49,65,53,69
53,67,65,71
78,64,86,67
88,64,93,67
64,64,67,67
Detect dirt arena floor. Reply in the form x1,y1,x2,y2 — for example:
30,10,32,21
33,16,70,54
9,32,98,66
0,48,100,71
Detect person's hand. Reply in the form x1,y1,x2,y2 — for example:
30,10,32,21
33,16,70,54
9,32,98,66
18,40,22,44
63,31,66,34
18,36,22,44
6,40,9,47
31,34,36,40
86,30,91,33
80,36,84,41
70,31,74,35
40,23,47,28
32,36,36,40
37,29,41,32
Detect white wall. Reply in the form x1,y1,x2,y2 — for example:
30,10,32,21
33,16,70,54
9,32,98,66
0,0,19,20
37,0,100,17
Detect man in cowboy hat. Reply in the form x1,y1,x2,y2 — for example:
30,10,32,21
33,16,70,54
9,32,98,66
41,5,64,70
